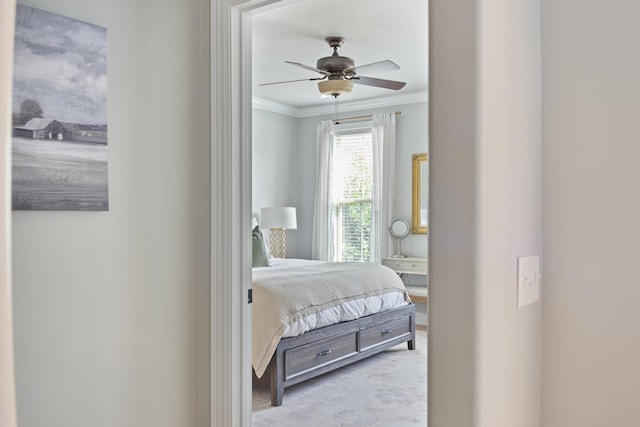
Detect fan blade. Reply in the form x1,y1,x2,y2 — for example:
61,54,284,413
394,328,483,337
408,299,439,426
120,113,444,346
285,61,330,76
350,60,400,75
259,76,326,86
352,76,406,90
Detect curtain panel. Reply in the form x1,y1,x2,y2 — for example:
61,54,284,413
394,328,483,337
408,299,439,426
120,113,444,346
311,120,334,261
371,113,396,263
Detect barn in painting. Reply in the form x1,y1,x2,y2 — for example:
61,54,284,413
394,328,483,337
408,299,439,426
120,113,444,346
13,118,69,140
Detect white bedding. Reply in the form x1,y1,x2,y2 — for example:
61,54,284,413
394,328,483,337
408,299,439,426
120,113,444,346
252,259,410,378
255,259,407,339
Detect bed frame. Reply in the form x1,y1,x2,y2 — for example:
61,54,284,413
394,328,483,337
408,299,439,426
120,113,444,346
259,303,416,406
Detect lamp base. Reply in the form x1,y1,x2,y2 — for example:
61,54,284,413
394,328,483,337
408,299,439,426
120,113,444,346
269,228,287,258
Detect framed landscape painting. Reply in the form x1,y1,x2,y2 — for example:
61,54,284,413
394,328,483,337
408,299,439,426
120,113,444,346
12,5,108,211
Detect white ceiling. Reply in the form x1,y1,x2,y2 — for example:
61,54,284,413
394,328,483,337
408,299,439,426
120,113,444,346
251,0,428,114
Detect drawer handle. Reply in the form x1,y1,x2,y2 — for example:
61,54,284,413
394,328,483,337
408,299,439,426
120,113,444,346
381,328,393,335
395,264,415,268
316,349,332,357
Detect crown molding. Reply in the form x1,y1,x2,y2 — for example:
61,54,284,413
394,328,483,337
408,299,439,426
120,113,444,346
251,97,300,117
252,90,428,118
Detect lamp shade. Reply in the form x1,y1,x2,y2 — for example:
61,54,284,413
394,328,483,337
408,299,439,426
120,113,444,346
261,207,297,230
318,79,353,97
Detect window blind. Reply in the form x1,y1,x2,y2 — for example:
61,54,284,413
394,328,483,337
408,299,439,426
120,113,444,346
331,132,373,262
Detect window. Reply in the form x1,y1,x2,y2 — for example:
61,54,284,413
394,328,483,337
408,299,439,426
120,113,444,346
331,131,373,262
313,114,396,263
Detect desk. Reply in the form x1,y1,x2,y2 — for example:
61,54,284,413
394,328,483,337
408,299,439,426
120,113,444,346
382,257,428,303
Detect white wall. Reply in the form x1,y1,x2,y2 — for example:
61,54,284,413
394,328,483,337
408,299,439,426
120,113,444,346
540,1,640,426
251,108,299,232
1,1,18,426
429,0,542,426
11,1,210,426
428,0,477,423
476,0,542,426
19,1,637,426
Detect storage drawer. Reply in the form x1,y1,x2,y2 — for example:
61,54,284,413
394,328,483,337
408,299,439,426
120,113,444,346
382,258,428,275
284,331,358,381
359,315,412,352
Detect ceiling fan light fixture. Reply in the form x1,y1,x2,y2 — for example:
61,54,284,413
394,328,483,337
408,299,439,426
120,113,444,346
318,79,353,97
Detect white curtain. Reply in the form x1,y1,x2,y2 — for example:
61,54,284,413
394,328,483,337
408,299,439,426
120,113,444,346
371,113,396,263
312,120,334,261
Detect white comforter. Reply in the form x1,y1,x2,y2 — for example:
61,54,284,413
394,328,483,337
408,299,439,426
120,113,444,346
252,259,410,378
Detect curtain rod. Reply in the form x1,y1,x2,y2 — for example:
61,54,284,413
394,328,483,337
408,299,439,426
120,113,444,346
333,111,401,124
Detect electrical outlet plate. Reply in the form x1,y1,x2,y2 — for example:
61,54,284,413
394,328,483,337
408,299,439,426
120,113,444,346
517,255,540,308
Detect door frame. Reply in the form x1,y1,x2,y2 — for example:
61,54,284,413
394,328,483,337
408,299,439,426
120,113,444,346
209,1,265,425
209,1,430,426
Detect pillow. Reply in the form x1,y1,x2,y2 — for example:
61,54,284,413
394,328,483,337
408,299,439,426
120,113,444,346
252,216,272,259
252,225,270,267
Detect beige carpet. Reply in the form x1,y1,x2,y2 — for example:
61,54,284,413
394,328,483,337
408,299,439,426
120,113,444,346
252,329,428,427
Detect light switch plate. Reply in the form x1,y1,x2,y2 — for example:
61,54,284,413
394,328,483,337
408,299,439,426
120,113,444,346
517,256,540,308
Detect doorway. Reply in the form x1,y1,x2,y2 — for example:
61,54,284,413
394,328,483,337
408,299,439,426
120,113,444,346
209,1,428,425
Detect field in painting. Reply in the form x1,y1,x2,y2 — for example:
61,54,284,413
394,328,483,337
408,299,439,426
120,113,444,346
12,137,108,211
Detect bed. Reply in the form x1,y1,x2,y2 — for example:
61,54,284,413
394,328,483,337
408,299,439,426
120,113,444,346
252,258,416,406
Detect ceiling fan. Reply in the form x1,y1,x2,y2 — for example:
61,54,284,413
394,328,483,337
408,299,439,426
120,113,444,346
260,36,407,98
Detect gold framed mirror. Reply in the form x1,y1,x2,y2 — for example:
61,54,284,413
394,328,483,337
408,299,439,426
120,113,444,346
412,153,428,234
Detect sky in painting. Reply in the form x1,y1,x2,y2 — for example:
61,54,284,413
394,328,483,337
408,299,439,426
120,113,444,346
13,5,107,125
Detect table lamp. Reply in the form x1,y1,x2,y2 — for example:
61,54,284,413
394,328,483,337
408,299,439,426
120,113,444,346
261,207,297,258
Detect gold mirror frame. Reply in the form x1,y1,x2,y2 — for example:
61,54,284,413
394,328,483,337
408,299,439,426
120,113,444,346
412,153,428,234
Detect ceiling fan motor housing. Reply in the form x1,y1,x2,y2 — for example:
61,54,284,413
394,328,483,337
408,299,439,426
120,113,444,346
316,36,354,76
316,55,354,75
